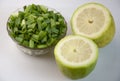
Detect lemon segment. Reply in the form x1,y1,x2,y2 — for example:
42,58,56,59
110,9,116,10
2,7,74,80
54,35,98,79
71,2,115,47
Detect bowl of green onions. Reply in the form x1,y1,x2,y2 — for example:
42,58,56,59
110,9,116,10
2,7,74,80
7,4,67,56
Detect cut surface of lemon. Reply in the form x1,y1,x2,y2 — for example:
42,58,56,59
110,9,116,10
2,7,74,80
54,35,98,79
71,2,115,47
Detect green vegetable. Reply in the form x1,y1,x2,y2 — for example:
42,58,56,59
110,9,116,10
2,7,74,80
8,4,67,48
29,39,35,48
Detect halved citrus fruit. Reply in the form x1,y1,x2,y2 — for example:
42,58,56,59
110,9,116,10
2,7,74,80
71,2,115,47
54,35,98,79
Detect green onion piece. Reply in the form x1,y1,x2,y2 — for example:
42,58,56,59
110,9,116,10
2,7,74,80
15,37,23,43
29,39,34,48
51,27,59,34
40,5,48,13
41,22,47,29
28,23,36,29
39,31,47,40
15,17,21,27
41,36,47,43
50,19,56,28
37,44,47,48
47,38,56,46
22,40,29,47
31,34,39,42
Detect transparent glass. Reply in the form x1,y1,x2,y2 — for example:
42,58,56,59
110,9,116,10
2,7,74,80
7,6,67,56
16,44,53,56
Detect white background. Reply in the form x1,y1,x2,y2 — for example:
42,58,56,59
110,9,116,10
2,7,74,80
0,0,120,81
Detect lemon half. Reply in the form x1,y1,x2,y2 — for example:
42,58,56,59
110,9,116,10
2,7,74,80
54,35,98,79
71,2,115,47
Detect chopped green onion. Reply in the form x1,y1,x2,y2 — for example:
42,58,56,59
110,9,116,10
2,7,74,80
8,4,67,48
29,39,34,48
15,37,23,43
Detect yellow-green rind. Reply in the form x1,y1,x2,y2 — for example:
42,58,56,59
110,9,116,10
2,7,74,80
70,2,115,48
93,15,115,47
55,55,98,79
54,35,98,79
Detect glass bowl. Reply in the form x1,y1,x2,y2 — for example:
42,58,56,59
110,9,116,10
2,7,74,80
7,5,67,56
